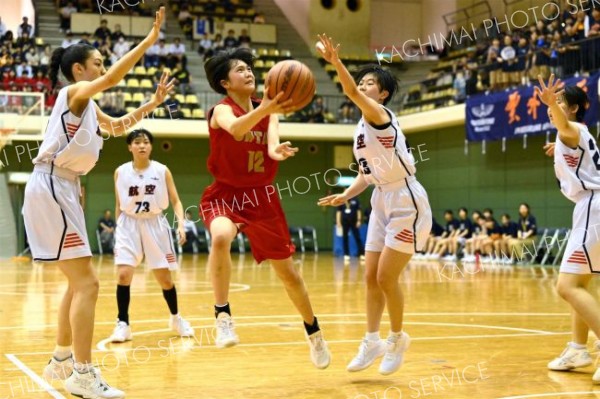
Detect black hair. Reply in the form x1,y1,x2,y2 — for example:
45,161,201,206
126,128,154,144
562,85,589,122
354,64,399,105
458,207,468,214
502,213,511,219
444,209,454,215
519,202,530,210
204,48,255,95
483,208,493,215
472,210,482,217
49,43,96,89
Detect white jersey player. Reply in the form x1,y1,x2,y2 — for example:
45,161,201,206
110,129,194,343
21,8,174,399
538,76,600,382
316,34,432,376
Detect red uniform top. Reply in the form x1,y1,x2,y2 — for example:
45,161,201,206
207,96,277,187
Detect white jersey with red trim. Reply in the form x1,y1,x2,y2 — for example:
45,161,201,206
353,105,416,185
32,86,103,175
554,123,600,203
116,161,169,217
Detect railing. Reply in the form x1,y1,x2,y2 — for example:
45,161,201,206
442,1,492,31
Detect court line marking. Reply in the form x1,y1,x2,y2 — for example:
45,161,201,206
5,354,66,399
498,392,600,398
0,312,570,331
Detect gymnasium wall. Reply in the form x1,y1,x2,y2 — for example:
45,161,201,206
3,124,579,253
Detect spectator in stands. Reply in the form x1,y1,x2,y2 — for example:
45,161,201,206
514,37,529,85
462,210,483,262
113,37,131,62
113,89,126,117
198,33,213,58
32,70,51,92
549,32,562,77
59,2,78,33
173,62,192,95
16,31,34,50
177,5,193,39
309,96,327,123
164,90,182,119
253,12,266,24
560,25,581,76
2,70,17,90
212,33,225,53
530,32,551,81
79,32,93,46
155,39,170,67
168,37,186,68
153,63,167,86
444,207,472,262
94,19,111,42
583,8,600,71
338,96,357,123
223,29,238,49
25,47,40,72
39,44,51,74
61,32,78,48
98,210,115,254
480,209,502,263
0,17,7,38
499,35,517,89
508,203,537,263
415,217,444,259
238,29,251,48
336,197,364,264
99,41,115,67
17,17,34,38
453,70,466,103
111,24,126,42
496,213,519,264
486,38,502,90
15,60,33,78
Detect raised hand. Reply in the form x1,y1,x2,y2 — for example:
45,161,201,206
270,141,299,161
259,90,295,115
534,74,564,106
318,193,347,207
317,34,340,64
152,71,175,105
148,6,165,43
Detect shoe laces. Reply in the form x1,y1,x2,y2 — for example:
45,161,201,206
309,332,325,352
89,368,112,392
355,339,372,361
217,316,234,336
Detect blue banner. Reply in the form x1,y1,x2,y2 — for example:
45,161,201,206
466,73,599,142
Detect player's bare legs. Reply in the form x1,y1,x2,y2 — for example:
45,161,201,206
377,248,411,333
365,251,385,333
209,216,239,348
271,257,331,369
152,268,194,337
56,286,73,346
56,257,99,365
44,285,75,381
548,274,595,372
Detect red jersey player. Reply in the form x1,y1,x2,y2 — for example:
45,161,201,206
201,48,330,368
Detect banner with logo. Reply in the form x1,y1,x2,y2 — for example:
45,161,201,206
466,73,599,142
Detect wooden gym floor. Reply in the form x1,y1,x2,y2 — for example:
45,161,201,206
0,253,599,399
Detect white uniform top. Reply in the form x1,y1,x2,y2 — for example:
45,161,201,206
116,161,169,217
353,106,416,185
33,86,103,175
554,123,600,203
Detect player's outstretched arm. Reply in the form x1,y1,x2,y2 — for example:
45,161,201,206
535,74,580,148
212,91,293,140
317,34,388,126
69,7,165,103
97,71,175,136
166,168,186,246
267,114,298,161
318,172,369,207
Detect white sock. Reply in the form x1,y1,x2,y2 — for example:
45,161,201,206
74,362,92,374
365,331,380,341
569,342,587,350
53,345,72,361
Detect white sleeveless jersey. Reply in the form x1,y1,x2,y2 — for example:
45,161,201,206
116,161,169,217
353,106,416,185
33,86,103,175
554,123,600,203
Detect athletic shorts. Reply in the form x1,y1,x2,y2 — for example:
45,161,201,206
366,177,432,254
23,164,91,261
114,213,178,270
199,182,295,263
560,191,600,274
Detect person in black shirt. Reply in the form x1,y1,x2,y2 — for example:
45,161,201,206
462,210,483,262
497,213,519,263
429,210,459,260
94,19,111,43
480,208,502,262
508,203,537,262
98,209,115,254
415,217,445,260
223,30,238,49
336,197,364,263
445,207,472,262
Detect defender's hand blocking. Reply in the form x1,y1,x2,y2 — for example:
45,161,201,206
535,74,564,106
260,90,295,115
152,71,176,105
270,141,299,161
543,142,555,157
318,193,347,207
316,34,341,64
147,7,165,43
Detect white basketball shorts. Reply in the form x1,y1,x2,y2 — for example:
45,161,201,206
366,176,432,254
560,191,600,274
114,213,178,270
22,164,91,261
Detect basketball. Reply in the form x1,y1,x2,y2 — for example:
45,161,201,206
265,60,316,110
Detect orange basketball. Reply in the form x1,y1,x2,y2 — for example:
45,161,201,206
265,60,316,110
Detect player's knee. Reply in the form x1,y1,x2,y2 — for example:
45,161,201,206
278,269,302,288
365,270,378,287
376,272,395,291
77,276,99,297
211,233,233,249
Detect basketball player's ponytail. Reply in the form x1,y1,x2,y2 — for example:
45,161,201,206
49,47,66,89
49,44,97,89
